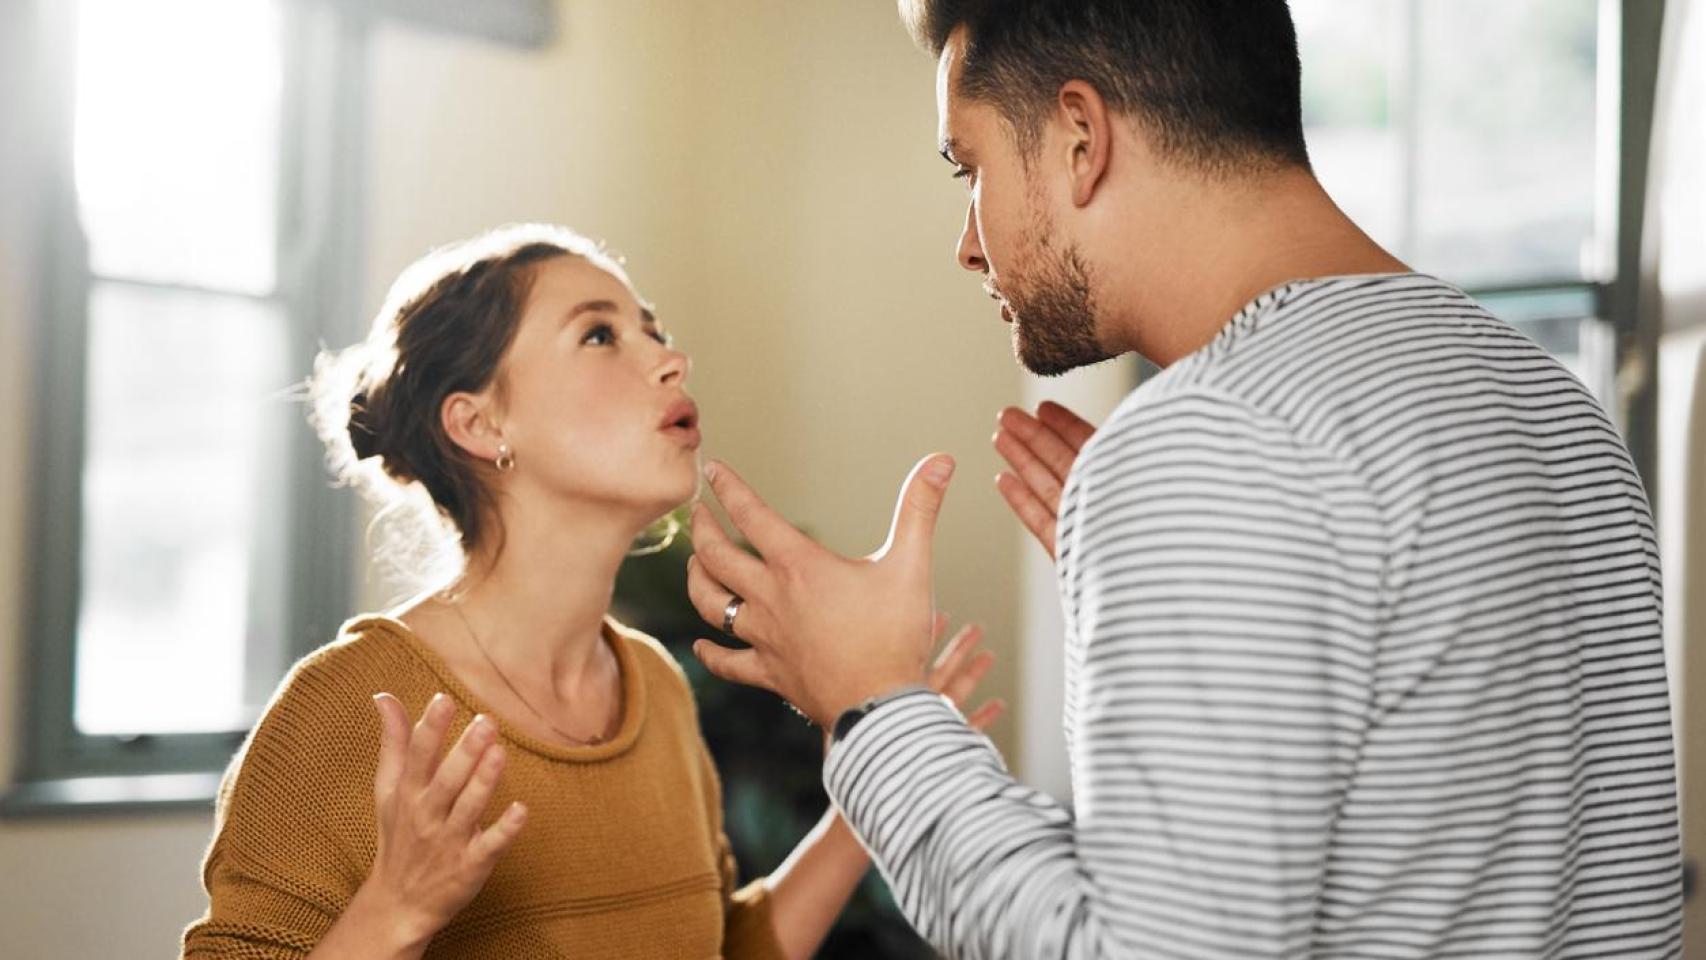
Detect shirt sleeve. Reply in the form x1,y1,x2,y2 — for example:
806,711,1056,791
824,388,1383,959
181,655,376,959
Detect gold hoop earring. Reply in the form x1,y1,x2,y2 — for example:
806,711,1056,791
494,443,515,473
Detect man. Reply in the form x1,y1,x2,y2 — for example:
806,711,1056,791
685,1,1683,956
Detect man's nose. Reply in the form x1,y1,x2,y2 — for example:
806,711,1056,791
956,200,986,274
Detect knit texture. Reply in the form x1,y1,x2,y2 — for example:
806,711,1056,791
181,615,784,959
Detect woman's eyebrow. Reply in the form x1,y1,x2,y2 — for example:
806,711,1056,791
565,299,658,326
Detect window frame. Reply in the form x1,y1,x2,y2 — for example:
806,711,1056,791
4,0,558,818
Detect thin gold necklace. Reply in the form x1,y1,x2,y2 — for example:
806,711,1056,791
444,598,617,748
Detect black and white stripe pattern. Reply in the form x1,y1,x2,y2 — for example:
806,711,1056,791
825,274,1681,959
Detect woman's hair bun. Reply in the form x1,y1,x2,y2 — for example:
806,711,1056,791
348,390,380,461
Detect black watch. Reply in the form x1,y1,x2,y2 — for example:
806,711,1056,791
830,686,930,743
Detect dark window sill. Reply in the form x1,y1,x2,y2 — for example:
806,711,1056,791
1,772,221,818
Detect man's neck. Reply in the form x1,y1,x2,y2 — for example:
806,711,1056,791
1100,167,1409,368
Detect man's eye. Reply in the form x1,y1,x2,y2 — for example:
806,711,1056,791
952,166,974,184
582,323,615,346
649,329,673,347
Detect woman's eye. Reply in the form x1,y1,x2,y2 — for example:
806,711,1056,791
952,166,975,187
582,323,616,346
649,329,672,347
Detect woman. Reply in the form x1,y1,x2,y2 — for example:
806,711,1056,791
181,224,1003,959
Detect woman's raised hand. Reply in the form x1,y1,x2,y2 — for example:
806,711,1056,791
351,693,527,952
926,613,1005,732
993,401,1096,561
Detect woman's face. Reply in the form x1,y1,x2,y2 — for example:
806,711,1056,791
490,254,700,527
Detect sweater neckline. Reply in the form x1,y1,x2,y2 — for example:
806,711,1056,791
347,613,649,764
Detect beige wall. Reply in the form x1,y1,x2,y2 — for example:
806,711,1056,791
0,3,1027,957
3,2,1699,957
362,0,1026,750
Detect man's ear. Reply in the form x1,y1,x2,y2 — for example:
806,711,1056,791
1057,79,1112,208
442,390,504,463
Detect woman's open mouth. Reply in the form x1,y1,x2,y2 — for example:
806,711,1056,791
659,397,701,449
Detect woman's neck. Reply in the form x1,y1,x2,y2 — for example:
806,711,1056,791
452,496,644,694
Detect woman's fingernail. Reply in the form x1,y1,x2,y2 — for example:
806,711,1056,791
703,460,719,482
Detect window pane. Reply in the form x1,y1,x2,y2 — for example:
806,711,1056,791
75,283,292,735
1293,0,1406,251
1413,0,1599,285
1295,0,1601,287
73,0,282,294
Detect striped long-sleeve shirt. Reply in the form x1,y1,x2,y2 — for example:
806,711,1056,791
824,274,1682,959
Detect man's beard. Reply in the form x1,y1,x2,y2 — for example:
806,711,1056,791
999,208,1109,377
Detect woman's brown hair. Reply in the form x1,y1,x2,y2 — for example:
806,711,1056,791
309,223,610,570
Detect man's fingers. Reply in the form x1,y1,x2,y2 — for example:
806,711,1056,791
994,420,1065,509
879,454,955,565
403,693,455,791
692,640,771,691
1036,401,1096,451
995,471,1059,561
469,801,528,865
446,742,506,834
701,460,810,560
965,698,1007,732
931,611,950,643
372,693,409,803
422,715,496,818
689,505,769,601
686,555,771,644
997,407,1077,489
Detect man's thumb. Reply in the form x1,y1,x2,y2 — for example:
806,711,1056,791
881,454,955,562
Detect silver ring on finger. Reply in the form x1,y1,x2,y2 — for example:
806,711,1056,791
721,594,745,637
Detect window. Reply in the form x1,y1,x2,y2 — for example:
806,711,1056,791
8,0,557,815
73,0,293,738
1292,0,1664,462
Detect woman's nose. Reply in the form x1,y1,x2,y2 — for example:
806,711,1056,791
655,346,690,385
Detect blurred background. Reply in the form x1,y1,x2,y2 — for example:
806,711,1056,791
0,0,1700,956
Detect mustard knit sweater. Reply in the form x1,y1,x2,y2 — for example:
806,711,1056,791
181,615,785,960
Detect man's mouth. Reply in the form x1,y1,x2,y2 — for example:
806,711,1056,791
985,282,1013,324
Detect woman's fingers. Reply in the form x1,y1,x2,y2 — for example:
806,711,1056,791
965,698,1007,731
372,694,409,801
942,650,996,707
996,471,1059,561
445,741,507,834
469,802,529,865
403,693,456,792
929,622,984,683
421,715,497,819
1036,401,1095,452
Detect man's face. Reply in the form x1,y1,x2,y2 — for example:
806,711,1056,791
936,27,1109,377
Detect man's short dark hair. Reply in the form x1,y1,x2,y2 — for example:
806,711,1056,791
902,0,1311,174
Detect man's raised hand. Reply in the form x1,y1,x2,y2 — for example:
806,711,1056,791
686,455,955,729
993,401,1095,561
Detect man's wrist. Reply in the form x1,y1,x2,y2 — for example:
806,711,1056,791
829,684,932,744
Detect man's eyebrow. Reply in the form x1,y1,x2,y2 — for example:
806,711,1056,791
939,137,964,165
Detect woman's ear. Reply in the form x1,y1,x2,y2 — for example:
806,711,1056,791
441,390,504,464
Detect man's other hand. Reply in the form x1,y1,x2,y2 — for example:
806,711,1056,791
993,401,1095,561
